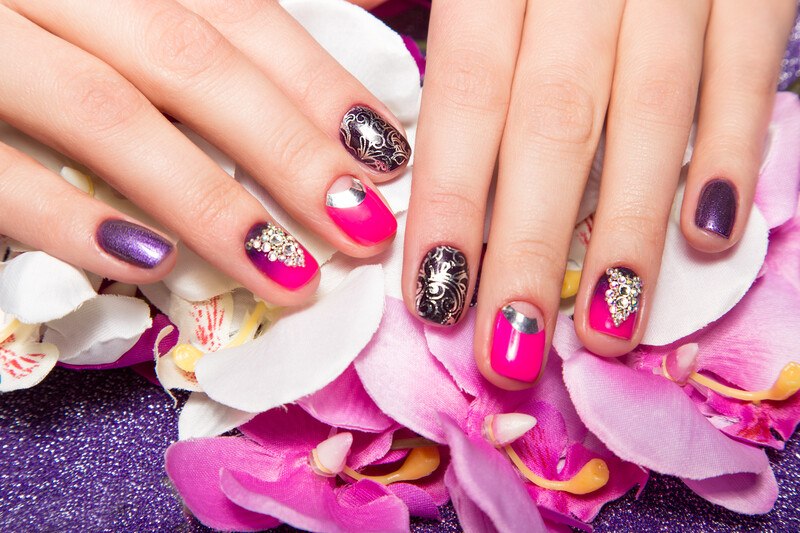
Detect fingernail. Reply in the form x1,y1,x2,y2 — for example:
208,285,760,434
589,267,642,340
340,105,411,172
695,179,737,239
325,176,397,245
490,302,546,383
415,245,469,326
245,222,318,290
96,219,173,269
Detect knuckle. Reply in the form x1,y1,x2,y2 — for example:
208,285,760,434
424,186,485,220
190,0,263,24
183,177,242,236
499,234,565,274
60,67,144,134
603,210,665,252
435,48,510,114
627,64,695,128
518,77,597,146
144,6,229,83
264,124,321,177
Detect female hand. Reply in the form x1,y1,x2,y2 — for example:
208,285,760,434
0,0,410,306
403,0,797,389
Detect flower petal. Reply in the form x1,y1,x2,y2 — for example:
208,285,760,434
355,297,471,443
0,252,95,323
0,328,59,392
196,265,385,411
162,243,240,302
642,183,768,345
298,365,394,433
178,392,256,440
221,468,410,533
754,92,800,229
683,468,778,515
165,437,281,531
440,415,547,532
43,295,152,365
561,346,770,479
168,292,234,352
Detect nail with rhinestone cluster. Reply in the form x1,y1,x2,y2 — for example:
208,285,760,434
589,267,642,340
244,222,318,290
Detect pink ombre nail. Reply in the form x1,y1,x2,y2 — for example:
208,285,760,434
589,267,642,340
245,222,318,290
325,176,397,245
490,302,546,383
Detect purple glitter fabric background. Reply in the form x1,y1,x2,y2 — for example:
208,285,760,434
2,5,800,533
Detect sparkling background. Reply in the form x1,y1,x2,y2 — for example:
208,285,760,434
1,368,799,532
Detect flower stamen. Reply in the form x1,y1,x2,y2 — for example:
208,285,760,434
225,302,268,348
342,446,440,485
662,348,800,405
504,445,609,495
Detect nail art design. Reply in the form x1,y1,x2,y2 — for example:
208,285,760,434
695,179,737,239
96,219,173,269
589,267,642,339
415,245,469,326
340,106,411,172
245,222,318,290
491,304,546,383
325,176,397,245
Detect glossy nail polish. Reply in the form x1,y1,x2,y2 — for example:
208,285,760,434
415,245,469,326
96,219,173,269
589,267,642,340
245,222,318,290
695,179,737,238
326,176,397,245
340,105,411,172
490,302,546,383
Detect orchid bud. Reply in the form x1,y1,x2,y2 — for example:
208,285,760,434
309,432,353,477
663,343,699,385
482,413,537,448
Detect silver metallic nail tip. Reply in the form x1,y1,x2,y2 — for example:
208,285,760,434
502,305,540,334
326,178,367,208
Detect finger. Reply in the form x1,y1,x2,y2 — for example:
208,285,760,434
574,0,710,356
0,6,319,305
0,142,176,283
11,0,397,254
473,1,624,389
402,0,525,326
175,0,412,180
680,0,798,252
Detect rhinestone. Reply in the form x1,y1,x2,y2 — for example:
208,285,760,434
268,251,278,262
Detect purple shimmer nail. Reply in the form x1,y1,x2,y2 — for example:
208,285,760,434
695,179,737,239
96,220,173,269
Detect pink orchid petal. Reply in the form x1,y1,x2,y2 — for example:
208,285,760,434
239,406,331,456
348,429,396,470
754,92,800,229
164,438,281,531
444,466,502,533
220,468,409,533
440,415,547,532
298,365,394,433
704,392,800,449
562,348,770,479
388,483,441,520
355,297,471,442
424,309,481,396
683,468,778,515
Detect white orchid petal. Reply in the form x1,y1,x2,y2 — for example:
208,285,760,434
155,347,204,392
163,243,240,301
178,392,255,440
138,282,172,314
44,295,152,365
0,252,96,323
0,337,59,392
168,292,234,351
643,183,768,345
196,265,385,412
282,0,421,123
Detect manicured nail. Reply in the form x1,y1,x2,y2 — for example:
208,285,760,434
415,245,469,326
589,267,642,340
490,302,546,383
340,105,411,172
695,179,737,239
325,176,397,245
244,222,318,290
96,219,173,269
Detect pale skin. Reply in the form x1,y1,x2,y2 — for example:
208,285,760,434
0,1,795,390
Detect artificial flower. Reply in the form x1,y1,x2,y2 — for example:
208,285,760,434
166,405,447,532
